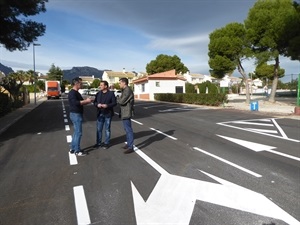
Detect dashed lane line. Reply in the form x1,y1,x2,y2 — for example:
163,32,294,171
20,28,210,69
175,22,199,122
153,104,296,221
73,186,91,225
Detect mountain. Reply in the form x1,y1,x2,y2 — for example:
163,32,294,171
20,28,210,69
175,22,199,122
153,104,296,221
63,66,104,82
0,63,14,75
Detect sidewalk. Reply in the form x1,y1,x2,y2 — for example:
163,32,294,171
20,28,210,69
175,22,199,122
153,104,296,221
0,96,47,135
223,94,299,118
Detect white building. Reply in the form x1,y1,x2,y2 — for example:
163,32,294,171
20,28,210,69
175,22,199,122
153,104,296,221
133,69,186,100
183,71,215,84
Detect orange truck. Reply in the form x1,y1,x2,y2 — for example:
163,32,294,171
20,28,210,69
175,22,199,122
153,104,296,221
45,81,61,99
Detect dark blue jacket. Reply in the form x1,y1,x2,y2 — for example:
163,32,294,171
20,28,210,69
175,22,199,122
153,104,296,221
93,90,117,117
68,89,84,114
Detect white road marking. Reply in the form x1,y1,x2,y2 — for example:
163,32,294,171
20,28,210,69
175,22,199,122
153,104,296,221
247,128,278,134
132,119,143,125
65,125,70,131
63,114,67,118
193,147,262,177
64,119,68,123
132,146,299,225
217,135,276,152
73,186,91,225
272,118,288,138
217,135,300,161
69,152,78,165
66,135,72,143
232,121,273,126
150,128,177,140
217,118,300,142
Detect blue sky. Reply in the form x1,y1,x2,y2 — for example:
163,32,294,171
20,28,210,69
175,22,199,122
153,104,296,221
1,0,299,82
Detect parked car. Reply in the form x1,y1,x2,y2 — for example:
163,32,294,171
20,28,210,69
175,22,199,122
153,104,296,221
88,88,100,96
114,90,122,98
79,89,89,95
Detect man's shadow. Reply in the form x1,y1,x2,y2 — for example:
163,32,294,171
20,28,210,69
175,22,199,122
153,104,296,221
135,129,175,150
85,129,175,153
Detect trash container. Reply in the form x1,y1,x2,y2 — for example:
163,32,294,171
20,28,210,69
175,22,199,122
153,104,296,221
250,101,259,111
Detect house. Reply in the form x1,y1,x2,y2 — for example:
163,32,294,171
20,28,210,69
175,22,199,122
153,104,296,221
79,75,99,87
102,69,136,88
183,71,217,84
133,69,186,100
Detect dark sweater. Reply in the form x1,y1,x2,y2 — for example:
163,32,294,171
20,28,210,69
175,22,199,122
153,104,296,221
68,89,84,114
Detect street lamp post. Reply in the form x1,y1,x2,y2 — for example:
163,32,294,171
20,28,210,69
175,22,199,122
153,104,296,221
33,43,41,105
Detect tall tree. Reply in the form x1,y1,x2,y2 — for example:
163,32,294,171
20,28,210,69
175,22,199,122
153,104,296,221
245,0,298,102
47,64,63,81
0,0,48,51
284,1,300,60
146,54,188,75
208,22,252,103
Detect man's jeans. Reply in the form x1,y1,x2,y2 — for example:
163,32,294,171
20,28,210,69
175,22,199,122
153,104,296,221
122,118,134,149
96,114,112,145
70,112,83,153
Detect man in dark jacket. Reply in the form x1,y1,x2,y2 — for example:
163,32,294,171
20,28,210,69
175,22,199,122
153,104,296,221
93,80,117,149
118,78,135,154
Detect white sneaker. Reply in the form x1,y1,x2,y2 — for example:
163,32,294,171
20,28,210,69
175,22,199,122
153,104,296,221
75,151,87,156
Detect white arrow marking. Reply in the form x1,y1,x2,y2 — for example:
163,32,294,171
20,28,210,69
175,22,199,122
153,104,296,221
217,135,300,161
217,135,276,152
132,146,300,225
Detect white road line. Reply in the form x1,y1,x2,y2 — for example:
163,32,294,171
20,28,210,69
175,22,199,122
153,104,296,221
69,152,78,165
247,128,278,134
67,135,72,143
63,114,67,118
232,121,273,126
133,145,168,175
150,128,177,140
65,125,70,131
132,119,143,125
272,118,288,139
266,149,300,161
73,186,91,225
193,147,262,178
64,119,68,123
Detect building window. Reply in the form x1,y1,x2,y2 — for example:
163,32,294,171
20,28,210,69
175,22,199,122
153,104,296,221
142,84,145,92
175,86,183,93
156,82,160,87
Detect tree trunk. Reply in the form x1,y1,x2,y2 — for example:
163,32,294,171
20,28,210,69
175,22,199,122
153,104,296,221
268,57,279,103
237,60,250,104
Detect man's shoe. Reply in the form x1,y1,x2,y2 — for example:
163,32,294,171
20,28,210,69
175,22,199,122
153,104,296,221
93,143,103,148
69,149,75,154
124,149,134,154
102,144,109,149
122,145,128,149
75,151,87,156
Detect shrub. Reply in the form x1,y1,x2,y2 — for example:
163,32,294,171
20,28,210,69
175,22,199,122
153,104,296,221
0,93,12,117
154,93,227,106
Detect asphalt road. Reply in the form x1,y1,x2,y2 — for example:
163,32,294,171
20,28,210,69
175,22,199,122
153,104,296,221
0,97,299,225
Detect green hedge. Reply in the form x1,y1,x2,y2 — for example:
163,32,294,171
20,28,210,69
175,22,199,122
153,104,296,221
154,93,228,106
0,93,12,117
